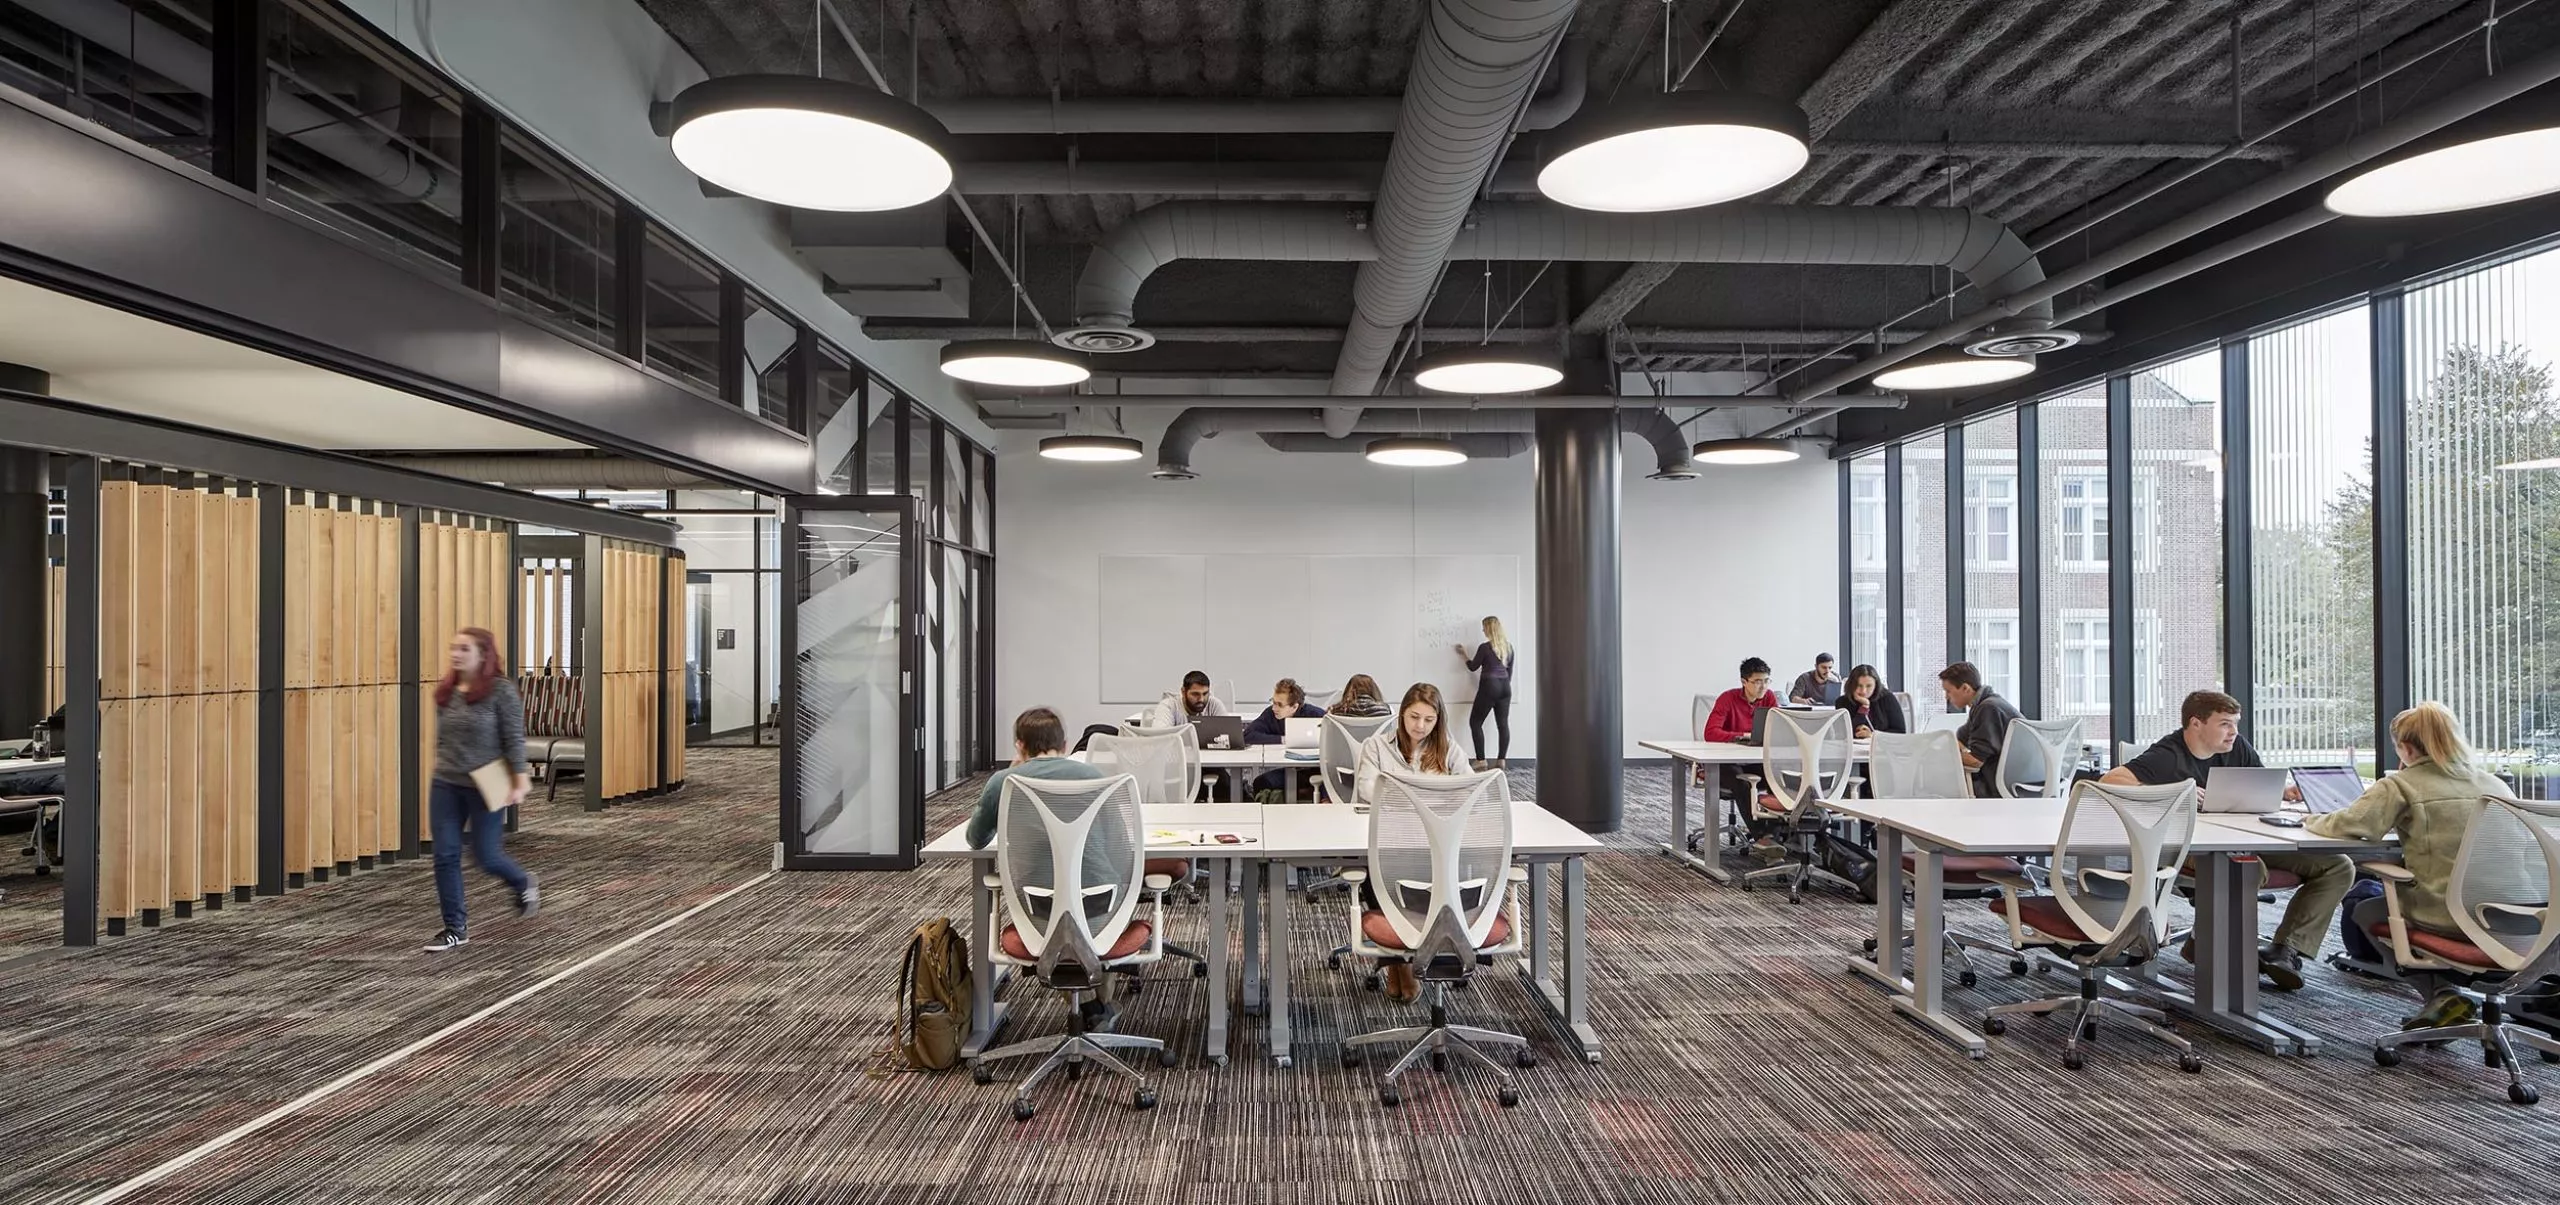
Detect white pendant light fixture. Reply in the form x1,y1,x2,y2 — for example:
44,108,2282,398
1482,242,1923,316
1365,437,1469,468
1691,437,1799,465
2325,125,2560,217
1872,350,2036,391
939,340,1090,387
1535,2,1806,212
1412,345,1563,394
668,75,952,211
1038,434,1144,462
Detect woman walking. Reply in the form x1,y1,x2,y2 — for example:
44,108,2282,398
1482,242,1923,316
1454,616,1515,771
423,626,539,953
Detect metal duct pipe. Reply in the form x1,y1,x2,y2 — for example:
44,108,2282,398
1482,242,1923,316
1619,408,1698,479
1756,39,2560,439
1258,432,1534,458
1327,0,1582,433
1149,405,1698,479
925,37,1587,135
372,456,717,489
1069,201,2054,346
997,392,1904,409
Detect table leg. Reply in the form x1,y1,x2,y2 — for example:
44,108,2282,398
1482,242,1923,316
962,864,1010,1060
2162,853,2315,1055
1242,859,1264,1016
1205,854,1232,1064
1849,825,1911,995
1890,848,1985,1057
1660,758,1731,882
1268,858,1293,1067
1527,860,1551,985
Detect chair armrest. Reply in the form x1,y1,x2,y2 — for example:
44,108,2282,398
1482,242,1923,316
1340,869,1368,884
1506,865,1529,884
2360,861,2416,882
1143,874,1173,892
980,873,1002,890
1978,871,2037,895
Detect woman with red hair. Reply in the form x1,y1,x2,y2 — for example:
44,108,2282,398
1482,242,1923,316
422,627,538,953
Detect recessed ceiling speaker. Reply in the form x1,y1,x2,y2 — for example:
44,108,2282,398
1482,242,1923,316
1053,325,1157,353
1960,324,2083,358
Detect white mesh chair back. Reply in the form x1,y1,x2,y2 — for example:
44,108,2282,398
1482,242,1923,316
1894,691,1917,725
1318,712,1395,805
1304,688,1339,706
2445,794,2560,975
2049,779,2197,952
1996,716,2085,799
1760,707,1853,808
1087,728,1200,807
1692,693,1717,741
1126,698,1182,731
2117,741,2141,767
1364,763,1514,958
997,772,1145,978
1867,730,1970,799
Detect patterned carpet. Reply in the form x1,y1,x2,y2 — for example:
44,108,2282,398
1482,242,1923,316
1,753,2556,1203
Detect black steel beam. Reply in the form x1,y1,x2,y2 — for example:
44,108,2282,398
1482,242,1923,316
208,0,267,192
2016,404,2044,719
1838,460,1852,669
460,105,502,296
718,275,746,406
1882,442,1906,692
2371,290,2412,769
398,506,420,857
614,200,648,362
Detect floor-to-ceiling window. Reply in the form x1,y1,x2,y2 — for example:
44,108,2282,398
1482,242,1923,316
2038,380,2110,735
1848,453,1888,671
2404,246,2560,798
1902,432,1949,692
2251,304,2374,766
1963,411,2023,703
2129,347,2223,740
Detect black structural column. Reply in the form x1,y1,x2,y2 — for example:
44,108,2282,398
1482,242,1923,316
1533,397,1623,834
0,365,51,739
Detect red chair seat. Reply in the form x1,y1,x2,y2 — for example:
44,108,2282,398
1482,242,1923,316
2368,920,2497,968
1360,910,1512,951
2181,855,2301,890
1991,894,2089,943
1905,852,2024,884
1143,858,1192,879
999,920,1154,962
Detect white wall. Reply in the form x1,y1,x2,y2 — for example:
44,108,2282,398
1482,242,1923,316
996,415,1839,759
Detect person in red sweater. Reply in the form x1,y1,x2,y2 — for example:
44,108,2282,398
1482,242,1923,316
1703,657,1779,742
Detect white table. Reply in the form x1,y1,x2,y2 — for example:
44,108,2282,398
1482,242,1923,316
1636,740,1867,883
920,802,1265,1065
2188,811,2401,1055
1254,801,1604,1068
1823,796,2305,1058
1075,745,1273,802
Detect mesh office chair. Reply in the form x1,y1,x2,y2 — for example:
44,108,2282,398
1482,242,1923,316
1087,731,1212,984
2367,793,2560,1105
1739,708,1868,902
1316,713,1395,806
1980,779,2204,1072
1862,730,2024,986
1994,716,2085,799
1339,763,1532,1108
972,773,1170,1119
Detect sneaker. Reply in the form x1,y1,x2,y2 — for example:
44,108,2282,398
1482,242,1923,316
517,878,541,919
421,928,468,953
1384,962,1420,1005
1749,840,1790,866
2403,990,2477,1034
1077,999,1120,1034
2178,937,2196,963
2259,945,2306,992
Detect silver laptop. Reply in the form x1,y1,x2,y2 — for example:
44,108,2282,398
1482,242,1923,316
2201,765,2290,814
1283,716,1321,750
2291,766,2366,814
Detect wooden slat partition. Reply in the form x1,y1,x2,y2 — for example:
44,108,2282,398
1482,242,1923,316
665,553,685,787
44,563,64,715
416,515,512,825
594,541,672,804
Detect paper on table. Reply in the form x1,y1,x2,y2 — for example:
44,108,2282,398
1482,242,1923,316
1147,830,1259,846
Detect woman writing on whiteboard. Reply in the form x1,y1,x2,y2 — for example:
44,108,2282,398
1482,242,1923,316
1453,616,1515,772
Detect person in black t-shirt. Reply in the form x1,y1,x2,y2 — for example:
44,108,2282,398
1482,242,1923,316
2099,689,2353,992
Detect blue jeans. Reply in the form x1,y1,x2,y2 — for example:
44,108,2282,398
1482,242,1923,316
430,778,529,933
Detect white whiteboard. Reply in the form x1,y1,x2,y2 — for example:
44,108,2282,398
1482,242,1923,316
1099,554,1518,708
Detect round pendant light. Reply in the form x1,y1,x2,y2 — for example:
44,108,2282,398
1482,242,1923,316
1871,350,2036,391
1411,345,1564,395
668,75,952,211
1038,434,1144,462
1365,437,1469,468
939,339,1090,387
1536,92,1810,213
1691,438,1800,466
2325,126,2560,217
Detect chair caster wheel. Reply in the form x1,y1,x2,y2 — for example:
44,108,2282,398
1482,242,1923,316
1981,1017,2006,1036
1012,1099,1036,1122
1378,1086,1401,1107
1584,1051,1602,1064
2061,1051,2086,1071
1328,953,1343,971
1958,971,1978,988
1364,973,1382,992
1862,938,1878,954
971,1063,992,1085
2373,1047,2403,1067
1273,1055,1292,1069
2510,1083,2540,1106
1158,1047,1178,1068
1193,961,1208,978
1431,1050,1447,1072
1124,980,1144,996
1209,1054,1229,1067
2178,1052,2204,1074
2008,959,2030,977
1514,1048,1538,1068
1133,1088,1158,1111
1342,1050,1364,1068
1498,1087,1521,1108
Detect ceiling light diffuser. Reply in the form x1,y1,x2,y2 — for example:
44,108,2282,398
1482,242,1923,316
668,75,952,211
1536,92,1810,213
1365,437,1469,468
2325,127,2560,218
939,339,1090,387
1037,435,1144,462
1871,350,2036,391
1412,345,1564,394
1691,438,1800,466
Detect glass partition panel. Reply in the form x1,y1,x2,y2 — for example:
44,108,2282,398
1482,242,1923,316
497,131,616,350
642,228,720,397
783,500,914,864
864,384,901,494
2129,347,2223,740
2250,305,2373,767
1848,453,1888,671
0,1,217,173
742,290,796,426
264,1,463,274
812,344,858,492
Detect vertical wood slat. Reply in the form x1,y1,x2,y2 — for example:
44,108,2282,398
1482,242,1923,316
333,507,358,867
199,491,230,899
231,493,258,892
376,513,398,858
308,501,336,874
166,487,202,906
45,564,65,715
132,484,169,914
350,506,376,861
98,480,134,923
283,501,309,877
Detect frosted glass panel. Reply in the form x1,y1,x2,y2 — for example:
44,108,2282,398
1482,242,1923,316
790,509,907,858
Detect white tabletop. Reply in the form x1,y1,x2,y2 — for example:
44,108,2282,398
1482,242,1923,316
1257,800,1602,858
2197,811,2399,850
1820,795,2301,856
919,803,1266,860
1074,746,1274,768
1638,739,1871,764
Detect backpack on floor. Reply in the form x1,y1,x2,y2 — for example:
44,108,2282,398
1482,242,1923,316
896,917,972,1071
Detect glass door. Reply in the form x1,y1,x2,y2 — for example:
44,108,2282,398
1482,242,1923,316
684,571,714,743
779,495,919,869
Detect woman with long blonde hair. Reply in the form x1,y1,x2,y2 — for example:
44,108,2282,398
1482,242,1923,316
1453,615,1515,770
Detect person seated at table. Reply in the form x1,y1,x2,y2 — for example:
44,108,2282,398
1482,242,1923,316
1244,678,1326,799
1166,669,1232,720
2310,702,2515,1030
1789,652,1842,706
2099,688,2354,992
1703,657,1780,743
1329,673,1393,719
1833,663,1906,739
1938,661,2020,799
1354,682,1468,1004
967,708,1102,850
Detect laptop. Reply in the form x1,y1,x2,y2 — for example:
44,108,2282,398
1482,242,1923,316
2201,765,2290,814
2291,766,2366,814
1190,714,1247,751
1740,705,1821,746
1283,717,1322,750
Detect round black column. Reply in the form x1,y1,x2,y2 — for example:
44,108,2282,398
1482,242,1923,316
1532,406,1623,833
